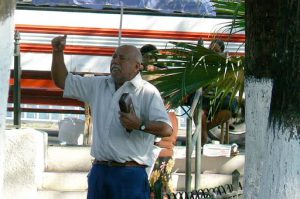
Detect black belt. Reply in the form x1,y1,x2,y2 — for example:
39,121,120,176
93,159,146,167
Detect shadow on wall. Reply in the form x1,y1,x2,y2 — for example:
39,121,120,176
0,0,15,21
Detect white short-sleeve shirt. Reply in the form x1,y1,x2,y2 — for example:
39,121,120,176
63,73,172,166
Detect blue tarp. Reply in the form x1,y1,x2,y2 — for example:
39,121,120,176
32,0,216,15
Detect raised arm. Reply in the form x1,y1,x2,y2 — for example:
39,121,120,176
51,35,68,89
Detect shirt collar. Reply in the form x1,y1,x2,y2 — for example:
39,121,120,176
129,73,143,89
106,73,143,92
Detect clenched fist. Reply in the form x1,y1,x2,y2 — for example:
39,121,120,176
51,35,67,52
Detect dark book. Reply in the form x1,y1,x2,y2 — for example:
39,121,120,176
119,93,133,113
119,93,134,132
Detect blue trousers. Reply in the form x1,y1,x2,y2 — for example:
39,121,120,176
87,164,150,199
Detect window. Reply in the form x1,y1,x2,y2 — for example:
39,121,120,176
26,112,36,119
51,113,61,121
38,105,49,120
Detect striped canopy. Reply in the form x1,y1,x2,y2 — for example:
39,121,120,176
32,0,216,15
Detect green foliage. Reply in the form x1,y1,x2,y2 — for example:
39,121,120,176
143,0,246,115
213,0,245,34
146,42,244,111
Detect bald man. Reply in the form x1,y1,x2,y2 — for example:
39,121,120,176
51,36,173,199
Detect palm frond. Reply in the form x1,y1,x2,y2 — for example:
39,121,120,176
213,0,245,34
145,1,246,113
147,42,244,109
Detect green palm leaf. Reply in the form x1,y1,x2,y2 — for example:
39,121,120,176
147,42,244,110
145,1,246,113
213,0,245,34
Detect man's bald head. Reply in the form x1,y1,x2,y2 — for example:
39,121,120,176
110,45,142,88
118,45,142,64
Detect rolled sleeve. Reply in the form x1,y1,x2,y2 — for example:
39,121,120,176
148,90,172,128
63,73,96,104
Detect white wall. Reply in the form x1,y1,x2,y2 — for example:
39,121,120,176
0,2,15,197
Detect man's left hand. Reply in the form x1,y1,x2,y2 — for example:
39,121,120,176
119,106,141,131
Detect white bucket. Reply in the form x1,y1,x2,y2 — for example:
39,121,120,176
58,118,85,145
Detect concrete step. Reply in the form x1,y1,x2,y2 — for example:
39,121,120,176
43,146,245,193
46,146,245,175
46,145,92,172
39,170,242,192
172,173,244,191
38,191,87,199
173,146,245,175
37,173,243,198
40,172,88,191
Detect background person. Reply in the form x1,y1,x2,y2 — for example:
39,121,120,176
193,39,233,145
209,39,225,53
140,44,160,71
140,44,178,197
51,35,173,199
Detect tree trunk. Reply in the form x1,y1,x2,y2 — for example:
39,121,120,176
244,0,300,198
0,0,16,197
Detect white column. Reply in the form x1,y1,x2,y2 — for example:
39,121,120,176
244,77,273,198
0,1,15,197
244,77,300,198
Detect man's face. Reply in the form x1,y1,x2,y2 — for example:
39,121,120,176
110,46,140,86
142,53,156,65
141,53,156,71
209,42,222,53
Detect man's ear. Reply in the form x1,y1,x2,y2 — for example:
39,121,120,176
136,63,142,71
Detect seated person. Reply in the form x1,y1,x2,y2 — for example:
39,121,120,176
209,39,225,53
193,39,234,145
186,91,236,145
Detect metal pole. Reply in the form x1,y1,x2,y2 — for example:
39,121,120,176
185,88,202,193
13,30,21,128
232,170,240,191
195,89,203,190
185,117,192,194
118,4,124,46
